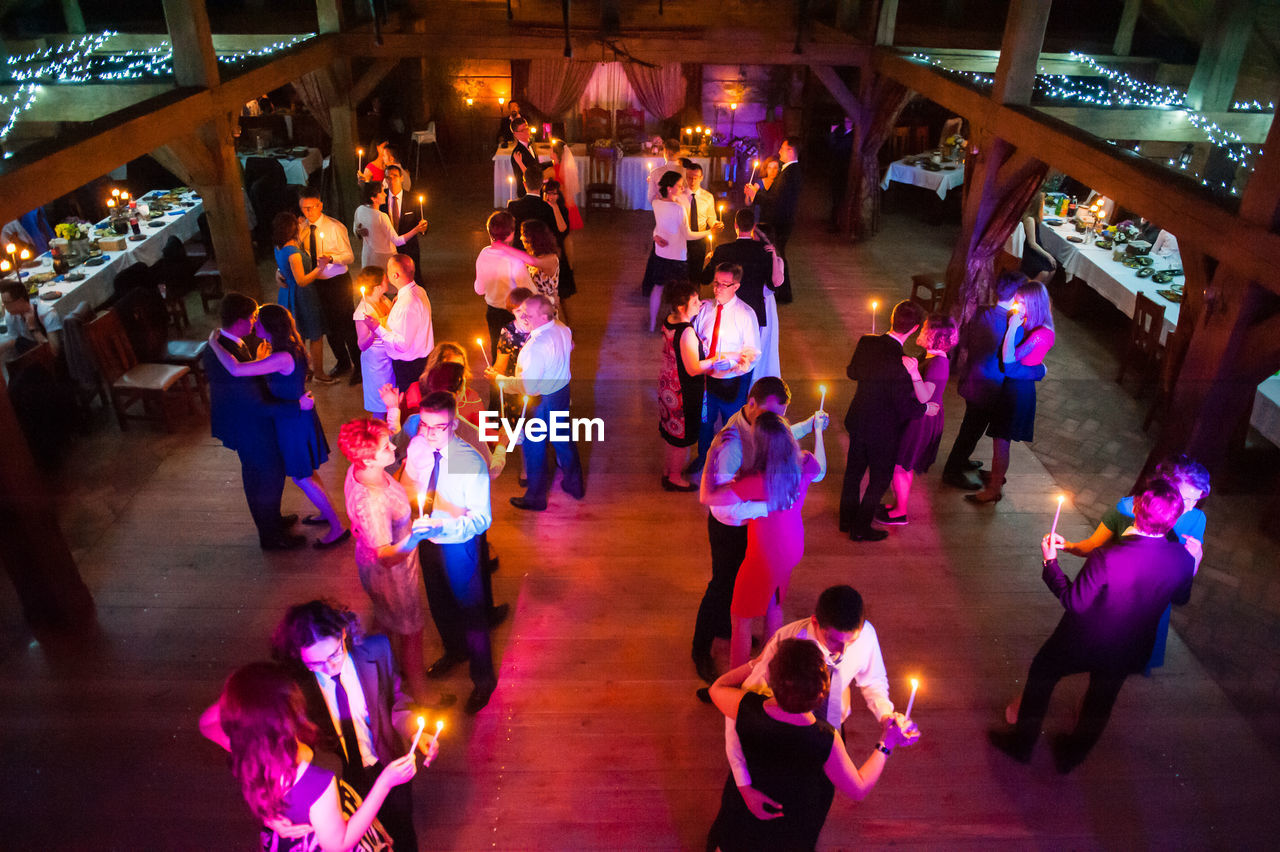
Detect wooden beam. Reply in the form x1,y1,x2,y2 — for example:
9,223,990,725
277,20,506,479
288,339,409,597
348,60,399,108
0,84,174,122
59,0,85,34
1113,0,1140,57
899,47,1162,76
810,65,861,119
872,49,1280,293
321,60,361,222
992,0,1051,106
1187,0,1258,112
1036,106,1273,144
874,0,899,47
163,0,219,89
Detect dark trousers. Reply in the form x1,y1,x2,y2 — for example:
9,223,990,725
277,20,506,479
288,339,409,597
485,305,515,364
692,514,749,660
1014,644,1129,760
313,272,360,370
774,223,793,303
943,399,995,475
840,433,895,534
523,384,584,505
420,537,496,692
346,759,416,852
392,356,429,394
686,238,708,281
238,446,286,541
695,373,753,471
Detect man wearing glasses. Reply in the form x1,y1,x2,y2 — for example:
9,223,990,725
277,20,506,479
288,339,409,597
405,391,499,714
691,263,761,477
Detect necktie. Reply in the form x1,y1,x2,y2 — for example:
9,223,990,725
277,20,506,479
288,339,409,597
815,656,841,726
708,304,723,358
389,193,398,228
308,224,317,261
424,450,442,515
688,192,698,230
332,672,362,770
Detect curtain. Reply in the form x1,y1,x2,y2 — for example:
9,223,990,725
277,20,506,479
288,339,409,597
581,62,636,111
847,75,912,239
292,71,333,137
527,58,597,117
623,62,686,120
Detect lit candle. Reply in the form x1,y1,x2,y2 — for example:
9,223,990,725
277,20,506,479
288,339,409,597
730,102,738,111
432,719,444,742
111,188,120,198
519,394,529,424
417,490,426,518
749,159,759,183
498,96,504,105
1050,494,1066,539
407,715,426,756
904,678,919,720
19,249,30,264
120,191,129,201
357,147,365,173
507,175,514,202
466,97,474,106
1,259,10,278
718,203,724,223
695,125,702,134
107,199,116,209
871,300,879,334
418,194,425,218
818,384,827,413
359,285,366,298
475,336,492,368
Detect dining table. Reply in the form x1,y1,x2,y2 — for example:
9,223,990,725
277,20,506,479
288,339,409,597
492,145,717,211
881,155,966,200
238,147,324,186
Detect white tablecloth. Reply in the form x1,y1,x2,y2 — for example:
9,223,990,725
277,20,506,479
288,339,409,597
491,147,719,211
1250,377,1280,447
881,158,965,200
239,148,323,186
23,190,204,318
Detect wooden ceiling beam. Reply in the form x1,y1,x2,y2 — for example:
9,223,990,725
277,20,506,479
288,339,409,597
1036,106,1274,143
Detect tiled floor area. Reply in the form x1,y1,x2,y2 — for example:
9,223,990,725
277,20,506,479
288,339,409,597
2,164,1277,849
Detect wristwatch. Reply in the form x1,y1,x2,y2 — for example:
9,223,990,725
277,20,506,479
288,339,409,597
875,742,891,756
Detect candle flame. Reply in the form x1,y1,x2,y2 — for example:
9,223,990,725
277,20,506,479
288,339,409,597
6,243,15,254
1057,494,1066,504
819,384,827,394
730,102,738,110
498,97,504,104
0,260,9,271
435,719,444,734
476,337,484,346
19,249,29,260
753,160,759,167
107,199,116,207
417,715,425,729
522,395,529,404
910,677,919,689
466,97,474,105
357,148,364,156
360,286,366,296
418,194,424,203
508,176,514,183
871,300,878,310
695,126,702,133
111,188,120,197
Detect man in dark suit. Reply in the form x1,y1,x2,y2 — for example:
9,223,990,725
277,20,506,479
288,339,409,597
990,480,1196,773
702,208,781,328
770,137,803,303
380,164,422,283
204,293,305,550
506,167,557,236
839,300,931,542
497,100,522,146
509,117,537,199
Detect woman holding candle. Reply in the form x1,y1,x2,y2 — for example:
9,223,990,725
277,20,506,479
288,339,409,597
702,411,826,668
271,212,332,385
645,170,721,333
659,280,731,492
353,182,427,271
205,661,421,852
352,266,394,419
707,639,918,852
743,156,781,229
208,304,349,550
967,282,1056,504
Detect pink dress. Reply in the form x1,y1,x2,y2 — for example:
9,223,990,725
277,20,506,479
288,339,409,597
729,452,822,618
343,467,426,634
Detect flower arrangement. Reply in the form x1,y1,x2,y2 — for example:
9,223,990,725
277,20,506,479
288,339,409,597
55,221,89,241
944,134,967,148
640,135,664,156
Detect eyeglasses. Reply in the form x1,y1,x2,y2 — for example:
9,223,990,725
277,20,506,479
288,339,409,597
712,282,739,290
420,422,451,436
301,639,346,671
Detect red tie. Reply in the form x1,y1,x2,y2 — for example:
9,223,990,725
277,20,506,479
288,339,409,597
709,303,723,357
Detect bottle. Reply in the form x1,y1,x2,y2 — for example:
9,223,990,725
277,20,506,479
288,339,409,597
1066,196,1077,218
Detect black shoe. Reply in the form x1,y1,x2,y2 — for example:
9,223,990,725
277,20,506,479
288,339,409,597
875,506,908,525
662,475,698,493
348,369,362,386
987,728,1033,764
464,686,494,714
965,459,983,471
328,362,352,378
561,477,586,500
313,529,352,550
849,527,889,542
696,687,713,705
692,653,718,684
488,603,511,628
510,496,547,512
838,518,851,533
260,532,307,551
1050,734,1087,774
942,470,982,490
425,653,467,679
279,513,299,527
301,513,329,526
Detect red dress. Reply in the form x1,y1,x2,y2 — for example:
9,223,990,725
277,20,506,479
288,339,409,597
729,452,822,618
553,161,585,230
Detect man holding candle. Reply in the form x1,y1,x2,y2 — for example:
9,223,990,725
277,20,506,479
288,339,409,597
989,479,1195,773
474,210,533,365
769,138,802,303
701,209,784,380
380,165,423,285
510,118,537,199
296,189,361,384
684,162,717,279
404,391,500,715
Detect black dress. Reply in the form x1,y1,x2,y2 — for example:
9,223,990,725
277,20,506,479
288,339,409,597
895,354,949,473
709,692,837,852
266,350,331,479
1020,221,1055,278
549,196,578,300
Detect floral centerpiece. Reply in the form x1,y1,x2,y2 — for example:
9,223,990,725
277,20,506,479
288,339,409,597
944,134,967,160
590,139,622,160
640,135,664,156
54,221,88,242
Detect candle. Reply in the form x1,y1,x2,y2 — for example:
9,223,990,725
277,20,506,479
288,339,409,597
507,175,514,202
107,199,116,209
695,125,702,134
498,96,504,105
359,285,366,298
904,678,919,720
749,159,759,183
1050,494,1065,539
432,719,444,743
475,337,492,368
871,300,879,334
19,249,30,262
407,715,426,756
466,97,474,106
357,147,364,173
417,490,426,518
418,194,425,218
818,384,827,413
519,394,529,424
730,102,738,111
717,203,724,223
120,192,129,201
111,188,120,198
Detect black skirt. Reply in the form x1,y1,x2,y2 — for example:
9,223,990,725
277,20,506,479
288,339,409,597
641,251,688,296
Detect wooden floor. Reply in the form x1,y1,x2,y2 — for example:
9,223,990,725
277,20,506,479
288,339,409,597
3,164,1278,850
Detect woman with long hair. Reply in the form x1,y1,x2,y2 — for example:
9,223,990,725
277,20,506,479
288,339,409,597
358,140,410,189
658,280,729,491
968,281,1056,504
202,661,421,852
486,219,564,320
702,411,827,667
744,156,781,228
707,639,918,852
548,139,584,230
1019,192,1057,284
352,181,427,270
272,211,332,384
644,170,720,333
208,304,349,548
402,341,483,422
352,265,394,419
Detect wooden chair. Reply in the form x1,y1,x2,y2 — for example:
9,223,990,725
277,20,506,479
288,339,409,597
6,340,55,381
585,146,618,212
615,107,644,150
891,127,910,160
910,273,947,313
1116,293,1165,392
708,146,734,201
195,259,224,314
912,125,930,154
582,107,610,142
83,308,200,431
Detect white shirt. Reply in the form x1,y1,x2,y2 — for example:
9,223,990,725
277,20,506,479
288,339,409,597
474,244,533,309
693,295,760,379
727,619,893,786
378,280,433,361
1,300,62,354
300,214,354,278
515,319,572,396
404,435,492,545
705,408,767,527
314,653,377,768
688,186,717,233
353,205,409,265
652,197,697,262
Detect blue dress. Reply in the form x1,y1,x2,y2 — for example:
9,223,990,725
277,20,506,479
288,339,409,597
267,350,331,479
274,244,326,341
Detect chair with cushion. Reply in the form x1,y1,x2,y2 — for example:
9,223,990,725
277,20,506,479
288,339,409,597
582,107,610,142
116,286,210,407
83,308,200,431
615,107,644,151
910,273,947,313
1116,293,1165,394
585,146,618,212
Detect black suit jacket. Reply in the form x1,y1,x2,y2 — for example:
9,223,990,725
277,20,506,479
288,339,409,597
843,333,926,446
380,193,422,269
703,238,777,326
294,635,414,771
506,195,558,239
1041,536,1195,673
772,162,802,229
204,333,286,458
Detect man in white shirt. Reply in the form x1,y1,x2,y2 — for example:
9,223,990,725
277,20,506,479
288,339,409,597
725,585,901,818
1,282,62,361
499,294,585,511
685,161,717,278
405,391,500,714
297,188,360,383
646,137,685,201
365,254,432,393
475,209,533,363
691,263,761,475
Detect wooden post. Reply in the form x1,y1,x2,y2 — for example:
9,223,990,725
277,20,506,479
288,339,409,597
1113,0,1141,57
162,0,219,90
322,60,361,226
874,0,899,47
0,379,95,635
316,0,344,34
1187,0,1258,112
60,0,86,34
992,0,1052,106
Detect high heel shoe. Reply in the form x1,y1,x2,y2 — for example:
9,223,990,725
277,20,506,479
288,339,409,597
661,475,697,493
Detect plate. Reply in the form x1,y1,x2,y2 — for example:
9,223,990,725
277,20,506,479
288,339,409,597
84,256,108,266
1044,218,1064,226
40,290,61,300
66,272,85,281
148,221,164,228
1067,235,1084,243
